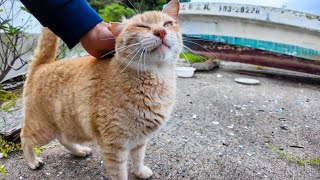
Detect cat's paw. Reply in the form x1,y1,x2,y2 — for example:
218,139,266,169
134,166,153,179
27,157,43,170
74,146,92,157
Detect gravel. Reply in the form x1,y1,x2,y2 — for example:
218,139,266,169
2,67,320,179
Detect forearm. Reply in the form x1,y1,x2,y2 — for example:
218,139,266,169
20,0,102,48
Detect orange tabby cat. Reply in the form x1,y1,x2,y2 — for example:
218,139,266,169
20,0,182,179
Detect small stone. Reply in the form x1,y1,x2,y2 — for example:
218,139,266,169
228,132,235,136
217,74,223,78
212,121,219,125
278,118,287,121
276,108,284,113
280,124,289,130
0,153,3,159
222,141,230,146
227,124,234,129
235,78,260,85
46,173,51,176
192,114,197,119
289,145,305,149
19,177,23,179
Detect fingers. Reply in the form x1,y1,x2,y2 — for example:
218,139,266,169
108,22,125,37
80,22,116,58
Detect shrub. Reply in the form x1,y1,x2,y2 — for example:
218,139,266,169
98,3,134,22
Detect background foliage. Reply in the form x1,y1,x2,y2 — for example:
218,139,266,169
0,0,36,82
88,0,170,23
98,3,134,22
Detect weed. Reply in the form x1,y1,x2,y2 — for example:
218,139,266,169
297,157,305,166
33,146,51,157
255,65,265,70
0,136,18,158
179,52,208,63
0,165,6,177
0,90,16,111
33,147,41,157
268,144,320,169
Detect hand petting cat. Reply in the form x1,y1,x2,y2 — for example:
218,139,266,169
80,22,117,58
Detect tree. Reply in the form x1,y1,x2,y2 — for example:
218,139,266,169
123,0,167,12
0,0,36,82
87,0,168,13
98,3,134,22
87,0,112,12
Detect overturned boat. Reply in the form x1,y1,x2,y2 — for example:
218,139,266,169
179,2,320,75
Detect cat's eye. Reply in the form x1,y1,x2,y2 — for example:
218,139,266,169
134,24,149,28
164,21,173,27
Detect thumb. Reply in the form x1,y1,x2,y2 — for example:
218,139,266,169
108,22,125,37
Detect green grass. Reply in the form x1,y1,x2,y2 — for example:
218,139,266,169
0,90,16,111
269,144,320,169
0,90,19,159
179,52,208,63
0,135,19,158
0,165,6,177
33,147,42,157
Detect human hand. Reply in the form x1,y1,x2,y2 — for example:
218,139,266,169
80,22,115,58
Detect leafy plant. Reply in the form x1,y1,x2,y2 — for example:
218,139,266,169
0,165,6,177
0,0,37,82
98,3,134,22
33,147,41,157
0,135,17,158
88,0,111,11
180,52,208,63
0,90,16,111
123,0,167,12
269,144,320,169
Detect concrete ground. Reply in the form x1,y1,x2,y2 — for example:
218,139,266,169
2,65,320,179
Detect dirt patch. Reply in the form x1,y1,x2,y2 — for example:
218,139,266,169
1,67,320,179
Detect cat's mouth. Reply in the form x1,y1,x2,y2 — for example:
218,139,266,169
151,41,171,53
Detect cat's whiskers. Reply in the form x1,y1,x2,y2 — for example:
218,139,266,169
183,37,219,42
137,47,146,78
114,45,142,73
115,1,138,15
126,0,141,14
180,51,191,64
99,33,140,41
143,46,148,72
176,42,210,63
100,42,141,59
182,39,220,59
120,46,144,73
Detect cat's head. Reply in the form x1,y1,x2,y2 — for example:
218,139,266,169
110,0,182,71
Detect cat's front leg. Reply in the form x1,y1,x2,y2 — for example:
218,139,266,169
130,144,153,179
101,144,129,180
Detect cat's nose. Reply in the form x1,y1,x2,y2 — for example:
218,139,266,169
153,29,167,40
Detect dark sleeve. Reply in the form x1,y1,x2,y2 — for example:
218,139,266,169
20,0,103,48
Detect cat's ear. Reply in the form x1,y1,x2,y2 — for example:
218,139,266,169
162,0,180,20
108,22,125,37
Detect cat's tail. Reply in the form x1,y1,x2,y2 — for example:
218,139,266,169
30,27,59,69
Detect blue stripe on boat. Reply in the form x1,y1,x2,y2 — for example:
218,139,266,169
185,34,320,60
